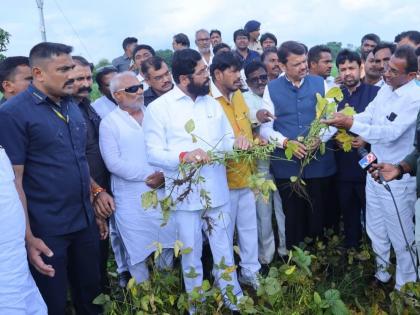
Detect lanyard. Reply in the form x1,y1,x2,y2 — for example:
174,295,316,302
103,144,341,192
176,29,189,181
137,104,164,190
51,106,69,123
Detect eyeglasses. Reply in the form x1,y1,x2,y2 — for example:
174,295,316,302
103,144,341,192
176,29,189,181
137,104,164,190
116,84,144,93
248,74,268,85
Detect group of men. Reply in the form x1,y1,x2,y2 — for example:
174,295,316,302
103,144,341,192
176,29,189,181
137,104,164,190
0,19,419,314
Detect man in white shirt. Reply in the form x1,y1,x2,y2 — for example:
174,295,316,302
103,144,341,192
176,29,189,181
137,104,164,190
99,71,176,284
324,45,420,290
308,45,336,90
373,42,396,88
132,44,155,91
143,49,250,312
0,148,47,314
195,29,213,67
243,61,287,267
92,66,118,119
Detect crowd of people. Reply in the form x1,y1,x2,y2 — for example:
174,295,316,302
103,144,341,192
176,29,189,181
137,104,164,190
0,19,419,314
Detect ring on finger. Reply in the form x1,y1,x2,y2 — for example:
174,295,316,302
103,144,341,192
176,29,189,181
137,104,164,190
195,154,201,161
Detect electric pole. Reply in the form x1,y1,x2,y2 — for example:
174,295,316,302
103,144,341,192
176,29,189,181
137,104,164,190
35,0,47,42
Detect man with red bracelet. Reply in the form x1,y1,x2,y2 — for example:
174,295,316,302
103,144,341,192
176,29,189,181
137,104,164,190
144,49,251,313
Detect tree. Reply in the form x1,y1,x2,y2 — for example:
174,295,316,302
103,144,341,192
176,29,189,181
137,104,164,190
156,49,173,69
325,41,342,61
0,28,11,61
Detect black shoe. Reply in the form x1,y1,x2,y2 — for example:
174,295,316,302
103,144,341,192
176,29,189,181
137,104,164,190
370,276,390,288
117,271,131,288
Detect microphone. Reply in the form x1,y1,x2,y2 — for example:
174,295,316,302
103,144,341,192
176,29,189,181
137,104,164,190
357,147,387,185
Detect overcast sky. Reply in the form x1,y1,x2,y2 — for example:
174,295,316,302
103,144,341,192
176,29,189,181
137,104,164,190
2,0,419,63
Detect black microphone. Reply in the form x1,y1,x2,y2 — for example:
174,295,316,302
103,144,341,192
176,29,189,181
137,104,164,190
357,147,387,185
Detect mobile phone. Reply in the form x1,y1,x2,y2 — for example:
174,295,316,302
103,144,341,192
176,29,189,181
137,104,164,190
358,152,377,170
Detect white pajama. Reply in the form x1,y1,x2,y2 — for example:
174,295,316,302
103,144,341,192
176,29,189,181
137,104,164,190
175,204,243,298
366,176,417,289
108,214,129,274
255,160,287,263
229,188,261,277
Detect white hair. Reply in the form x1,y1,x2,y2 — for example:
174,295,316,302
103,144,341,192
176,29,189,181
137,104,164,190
109,71,137,94
195,29,209,39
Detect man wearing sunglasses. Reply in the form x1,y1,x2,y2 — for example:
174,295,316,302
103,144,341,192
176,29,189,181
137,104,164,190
99,71,176,285
243,61,287,270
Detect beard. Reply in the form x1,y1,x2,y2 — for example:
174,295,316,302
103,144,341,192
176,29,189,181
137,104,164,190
187,78,210,97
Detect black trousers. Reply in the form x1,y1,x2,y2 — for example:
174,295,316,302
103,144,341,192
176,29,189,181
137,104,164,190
337,180,366,248
31,224,102,315
276,177,332,249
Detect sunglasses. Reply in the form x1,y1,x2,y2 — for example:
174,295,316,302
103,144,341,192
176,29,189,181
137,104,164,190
117,84,144,93
248,74,268,85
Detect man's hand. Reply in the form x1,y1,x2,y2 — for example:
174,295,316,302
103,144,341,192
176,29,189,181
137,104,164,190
307,137,321,153
95,217,109,240
351,136,366,149
26,235,55,277
94,191,115,219
286,140,307,159
321,113,353,129
234,135,252,150
368,163,400,182
183,148,210,164
256,109,276,123
254,135,268,146
146,171,165,189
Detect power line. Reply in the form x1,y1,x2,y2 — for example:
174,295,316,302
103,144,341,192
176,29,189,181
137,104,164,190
52,0,93,60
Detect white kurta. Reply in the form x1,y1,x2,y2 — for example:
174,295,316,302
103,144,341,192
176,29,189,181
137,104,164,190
350,80,420,289
0,147,47,315
143,85,235,210
99,107,176,266
91,95,117,119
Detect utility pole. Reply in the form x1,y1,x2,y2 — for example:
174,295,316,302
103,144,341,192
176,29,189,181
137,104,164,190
35,0,47,42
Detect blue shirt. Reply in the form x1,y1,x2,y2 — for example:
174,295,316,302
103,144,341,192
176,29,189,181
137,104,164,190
335,83,380,182
0,85,94,237
233,49,260,69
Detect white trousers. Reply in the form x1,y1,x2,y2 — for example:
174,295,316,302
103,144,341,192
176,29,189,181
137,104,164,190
175,205,243,298
366,176,417,290
229,188,261,277
109,214,129,273
255,161,287,263
128,248,174,284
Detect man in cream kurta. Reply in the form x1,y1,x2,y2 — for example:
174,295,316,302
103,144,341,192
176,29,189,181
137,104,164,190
143,49,249,312
99,72,176,283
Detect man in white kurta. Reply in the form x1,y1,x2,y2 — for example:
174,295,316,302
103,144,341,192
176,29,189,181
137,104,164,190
0,146,47,314
143,49,246,311
324,46,420,290
99,72,176,283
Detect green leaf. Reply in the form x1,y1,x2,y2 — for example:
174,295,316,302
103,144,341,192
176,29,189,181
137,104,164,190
314,292,322,305
184,119,195,134
185,267,199,278
181,247,193,255
320,142,326,155
93,293,110,305
290,176,298,183
340,104,356,116
325,86,344,101
324,289,349,315
202,279,211,291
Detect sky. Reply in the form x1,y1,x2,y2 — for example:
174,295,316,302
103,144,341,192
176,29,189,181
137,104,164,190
2,0,420,64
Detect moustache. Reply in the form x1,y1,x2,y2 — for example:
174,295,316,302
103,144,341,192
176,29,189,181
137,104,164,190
63,79,74,87
77,86,92,94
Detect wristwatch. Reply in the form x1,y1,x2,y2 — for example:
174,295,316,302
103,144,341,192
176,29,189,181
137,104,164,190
394,163,404,180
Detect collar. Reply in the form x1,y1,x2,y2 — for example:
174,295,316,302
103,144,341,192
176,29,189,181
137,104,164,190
171,85,190,101
393,79,416,97
210,80,233,102
122,53,130,60
343,81,363,96
144,87,158,98
284,74,305,88
27,84,71,106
